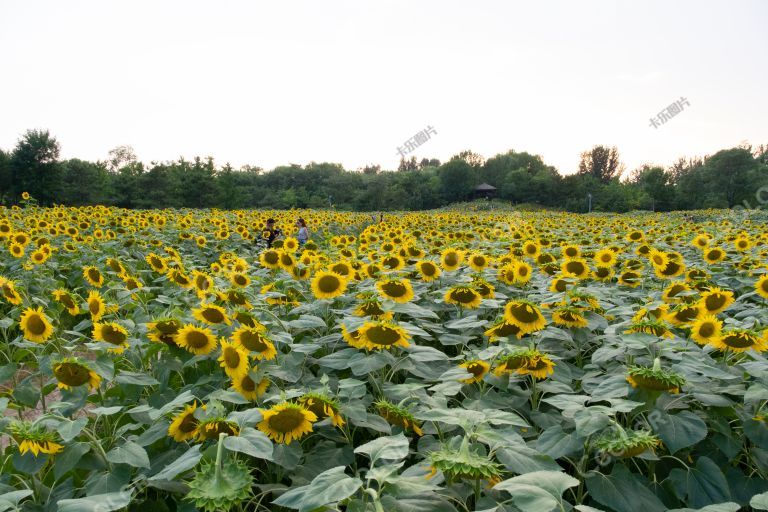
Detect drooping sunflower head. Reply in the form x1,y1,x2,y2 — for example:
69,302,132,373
298,393,345,427
661,282,692,304
594,429,661,459
626,363,685,393
53,358,101,391
310,271,348,300
551,305,589,328
376,278,414,304
665,303,702,326
19,306,54,343
257,402,317,444
618,270,642,287
175,324,218,355
709,328,768,353
196,417,240,441
471,277,495,298
375,399,423,436
428,444,504,485
0,278,23,305
9,421,64,457
494,349,555,380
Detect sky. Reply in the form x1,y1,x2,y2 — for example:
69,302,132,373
1,0,766,175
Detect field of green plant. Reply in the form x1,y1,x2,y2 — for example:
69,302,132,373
1,201,767,512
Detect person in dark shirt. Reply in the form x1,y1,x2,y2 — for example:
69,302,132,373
263,218,282,248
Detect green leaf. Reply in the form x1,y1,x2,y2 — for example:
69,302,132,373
751,491,768,510
149,445,202,482
0,490,33,512
669,457,731,509
57,491,132,512
57,417,88,442
654,410,707,454
668,503,740,512
585,465,666,512
54,442,91,479
105,441,150,468
497,445,562,474
223,428,273,460
354,433,409,464
272,466,362,512
574,407,611,437
494,471,579,511
536,425,583,458
115,371,159,386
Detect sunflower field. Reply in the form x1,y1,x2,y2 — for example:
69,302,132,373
1,200,768,512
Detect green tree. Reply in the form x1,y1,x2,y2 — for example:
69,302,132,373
10,129,62,204
0,149,11,204
60,159,111,205
577,145,624,183
630,165,674,211
439,158,476,203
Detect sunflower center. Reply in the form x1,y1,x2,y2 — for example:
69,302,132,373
451,289,479,304
269,408,306,432
466,363,486,377
239,331,268,352
420,263,437,276
565,261,586,275
444,253,459,267
493,322,521,337
721,333,756,348
317,275,341,293
508,303,540,324
88,269,101,282
698,323,715,337
55,363,90,386
381,282,407,297
60,294,76,309
186,330,211,349
263,251,279,265
156,320,179,334
26,314,47,336
365,326,401,345
89,299,102,315
223,347,241,368
202,308,225,323
705,295,726,310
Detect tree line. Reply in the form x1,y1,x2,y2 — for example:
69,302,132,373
1,129,766,212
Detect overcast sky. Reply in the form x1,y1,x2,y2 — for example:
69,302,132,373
1,0,766,175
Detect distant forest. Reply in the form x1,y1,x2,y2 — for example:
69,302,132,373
1,129,767,212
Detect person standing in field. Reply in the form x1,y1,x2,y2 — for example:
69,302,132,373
263,218,282,248
296,217,310,245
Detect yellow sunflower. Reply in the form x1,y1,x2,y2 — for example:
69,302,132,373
259,249,281,269
19,307,54,343
175,324,218,355
551,306,589,328
689,314,722,345
192,303,231,325
703,247,726,264
82,266,104,287
92,322,129,353
310,271,348,300
53,358,101,391
52,289,81,315
86,290,107,321
231,326,277,360
503,300,546,334
698,287,735,315
350,320,411,350
257,402,317,444
376,278,415,303
416,260,442,282
756,275,768,299
709,329,768,353
444,286,482,309
298,393,345,427
458,360,490,384
232,371,270,401
440,248,463,271
218,339,250,379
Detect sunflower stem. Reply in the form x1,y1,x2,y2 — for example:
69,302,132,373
215,432,227,483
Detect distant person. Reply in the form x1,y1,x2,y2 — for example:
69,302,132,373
296,217,310,245
263,218,282,248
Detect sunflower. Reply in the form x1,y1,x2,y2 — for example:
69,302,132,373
698,287,735,315
468,252,490,271
192,303,231,326
86,290,107,321
381,254,405,271
192,271,215,295
561,259,590,279
351,320,411,350
375,399,423,436
458,360,490,384
416,260,441,282
230,368,268,400
648,249,669,270
503,300,546,334
497,263,517,285
472,277,495,299
0,279,23,305
618,270,642,287
522,241,541,259
625,319,674,338
259,249,281,269
19,307,54,343
592,266,614,282
594,429,661,459
666,303,702,326
53,358,101,390
146,318,181,346
661,282,692,304
9,421,64,457
82,266,104,287
493,349,555,380
444,286,482,309
551,305,589,328
691,234,710,249
92,322,129,353
376,278,414,303
283,236,299,251
257,402,317,444
310,271,348,300
196,418,240,441
512,261,533,284
440,248,463,271
229,272,251,288
145,253,168,273
298,393,345,427
354,296,392,319
654,257,685,279
175,324,218,355
232,326,277,360
757,275,768,299
594,248,617,267
52,289,81,315
218,340,250,379
549,276,570,293
709,328,768,353
9,243,24,258
626,363,684,393
484,318,523,341
703,247,726,264
689,314,722,345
